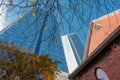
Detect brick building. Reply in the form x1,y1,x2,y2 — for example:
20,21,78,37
68,10,120,80
84,9,120,58
69,26,120,80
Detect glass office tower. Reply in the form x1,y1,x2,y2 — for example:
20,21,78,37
68,33,84,64
61,33,85,73
0,11,68,73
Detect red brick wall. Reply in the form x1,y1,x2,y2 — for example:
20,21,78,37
74,38,120,80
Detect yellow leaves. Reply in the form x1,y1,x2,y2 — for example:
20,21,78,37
36,21,40,25
43,26,48,31
25,53,29,58
1,59,7,63
32,10,36,16
43,73,52,80
0,41,59,80
11,43,15,50
78,2,81,6
23,48,27,52
0,43,2,48
30,0,35,7
19,15,23,19
19,46,23,51
4,41,8,48
31,50,34,56
38,55,59,80
0,13,2,16
13,21,17,25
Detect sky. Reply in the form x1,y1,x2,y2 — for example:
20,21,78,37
0,0,120,45
0,0,120,72
0,0,32,30
0,4,6,31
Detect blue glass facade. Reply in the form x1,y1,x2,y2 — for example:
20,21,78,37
0,11,68,72
3,0,120,47
68,33,84,65
58,0,120,45
0,0,120,73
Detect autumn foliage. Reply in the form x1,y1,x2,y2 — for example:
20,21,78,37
0,41,59,80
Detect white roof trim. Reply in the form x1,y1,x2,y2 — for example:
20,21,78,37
92,9,120,22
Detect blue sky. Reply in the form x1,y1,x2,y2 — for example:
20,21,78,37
0,0,120,45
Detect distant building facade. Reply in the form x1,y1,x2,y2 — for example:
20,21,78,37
61,33,85,73
0,10,68,73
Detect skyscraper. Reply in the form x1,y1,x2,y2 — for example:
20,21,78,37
61,33,85,73
0,10,68,73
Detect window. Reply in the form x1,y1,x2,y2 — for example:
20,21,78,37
95,67,109,80
95,24,102,31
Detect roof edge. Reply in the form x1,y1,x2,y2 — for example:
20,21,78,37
68,26,120,79
91,9,120,22
83,22,94,60
83,9,120,60
0,10,29,34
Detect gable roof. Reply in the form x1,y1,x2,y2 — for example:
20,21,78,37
84,9,120,60
69,25,120,80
